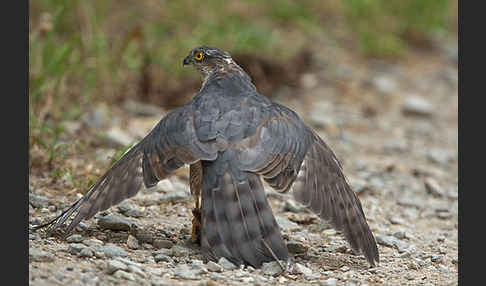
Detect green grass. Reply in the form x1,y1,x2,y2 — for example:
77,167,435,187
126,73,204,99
343,0,454,56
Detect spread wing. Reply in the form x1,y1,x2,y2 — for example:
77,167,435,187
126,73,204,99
236,103,379,266
34,105,218,235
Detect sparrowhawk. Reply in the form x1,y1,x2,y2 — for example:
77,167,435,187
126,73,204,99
34,46,379,268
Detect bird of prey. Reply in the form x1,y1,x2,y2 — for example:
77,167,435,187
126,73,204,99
33,46,379,268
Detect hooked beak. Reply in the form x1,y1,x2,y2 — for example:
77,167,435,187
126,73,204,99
183,56,192,66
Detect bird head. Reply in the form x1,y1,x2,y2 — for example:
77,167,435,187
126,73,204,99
183,46,235,77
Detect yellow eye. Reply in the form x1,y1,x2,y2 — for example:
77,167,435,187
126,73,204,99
194,52,204,61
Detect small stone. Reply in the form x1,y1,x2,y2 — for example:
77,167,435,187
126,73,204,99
29,195,49,209
154,254,172,263
375,234,409,251
275,216,301,231
436,210,452,219
153,239,173,249
113,270,136,281
206,261,223,272
118,202,144,218
340,266,350,272
424,177,446,197
389,217,408,226
218,257,237,270
283,199,308,213
431,255,443,263
29,248,54,262
402,96,434,117
82,238,104,248
300,73,318,89
287,241,308,254
135,232,154,244
103,127,136,148
106,259,128,274
393,231,407,240
127,235,139,250
293,263,312,276
322,278,338,286
174,264,199,280
79,248,94,258
103,244,128,258
171,245,192,257
427,148,451,166
123,100,164,117
68,243,86,255
397,198,422,209
66,234,83,243
373,74,397,94
261,261,285,276
97,215,133,231
127,265,146,278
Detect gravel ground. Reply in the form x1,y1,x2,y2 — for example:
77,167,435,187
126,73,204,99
29,42,458,286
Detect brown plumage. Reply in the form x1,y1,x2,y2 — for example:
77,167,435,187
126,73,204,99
33,46,379,268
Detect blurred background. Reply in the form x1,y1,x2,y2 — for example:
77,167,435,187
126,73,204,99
29,2,458,284
29,0,457,205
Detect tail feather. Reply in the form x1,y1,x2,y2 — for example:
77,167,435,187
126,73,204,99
200,163,288,268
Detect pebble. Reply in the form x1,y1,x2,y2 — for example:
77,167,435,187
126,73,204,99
135,231,154,244
171,245,192,257
397,198,422,209
106,259,128,274
424,177,446,197
340,266,350,272
83,238,104,248
79,248,94,258
68,243,86,255
293,263,312,276
287,241,308,254
321,278,338,286
29,195,49,209
373,74,397,94
154,254,172,263
103,244,128,258
153,239,173,249
103,127,136,148
427,148,452,167
123,100,164,117
127,265,146,278
218,257,238,270
402,96,434,117
206,261,223,272
174,264,199,280
436,210,452,219
375,234,410,252
118,202,144,218
97,215,133,231
127,235,139,250
66,234,84,243
283,199,309,213
389,217,408,226
275,216,301,231
29,248,54,262
261,261,285,276
113,270,136,281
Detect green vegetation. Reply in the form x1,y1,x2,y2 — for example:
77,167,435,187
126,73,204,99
29,0,456,183
343,0,455,56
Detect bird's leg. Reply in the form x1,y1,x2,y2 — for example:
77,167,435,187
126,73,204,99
189,162,203,245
